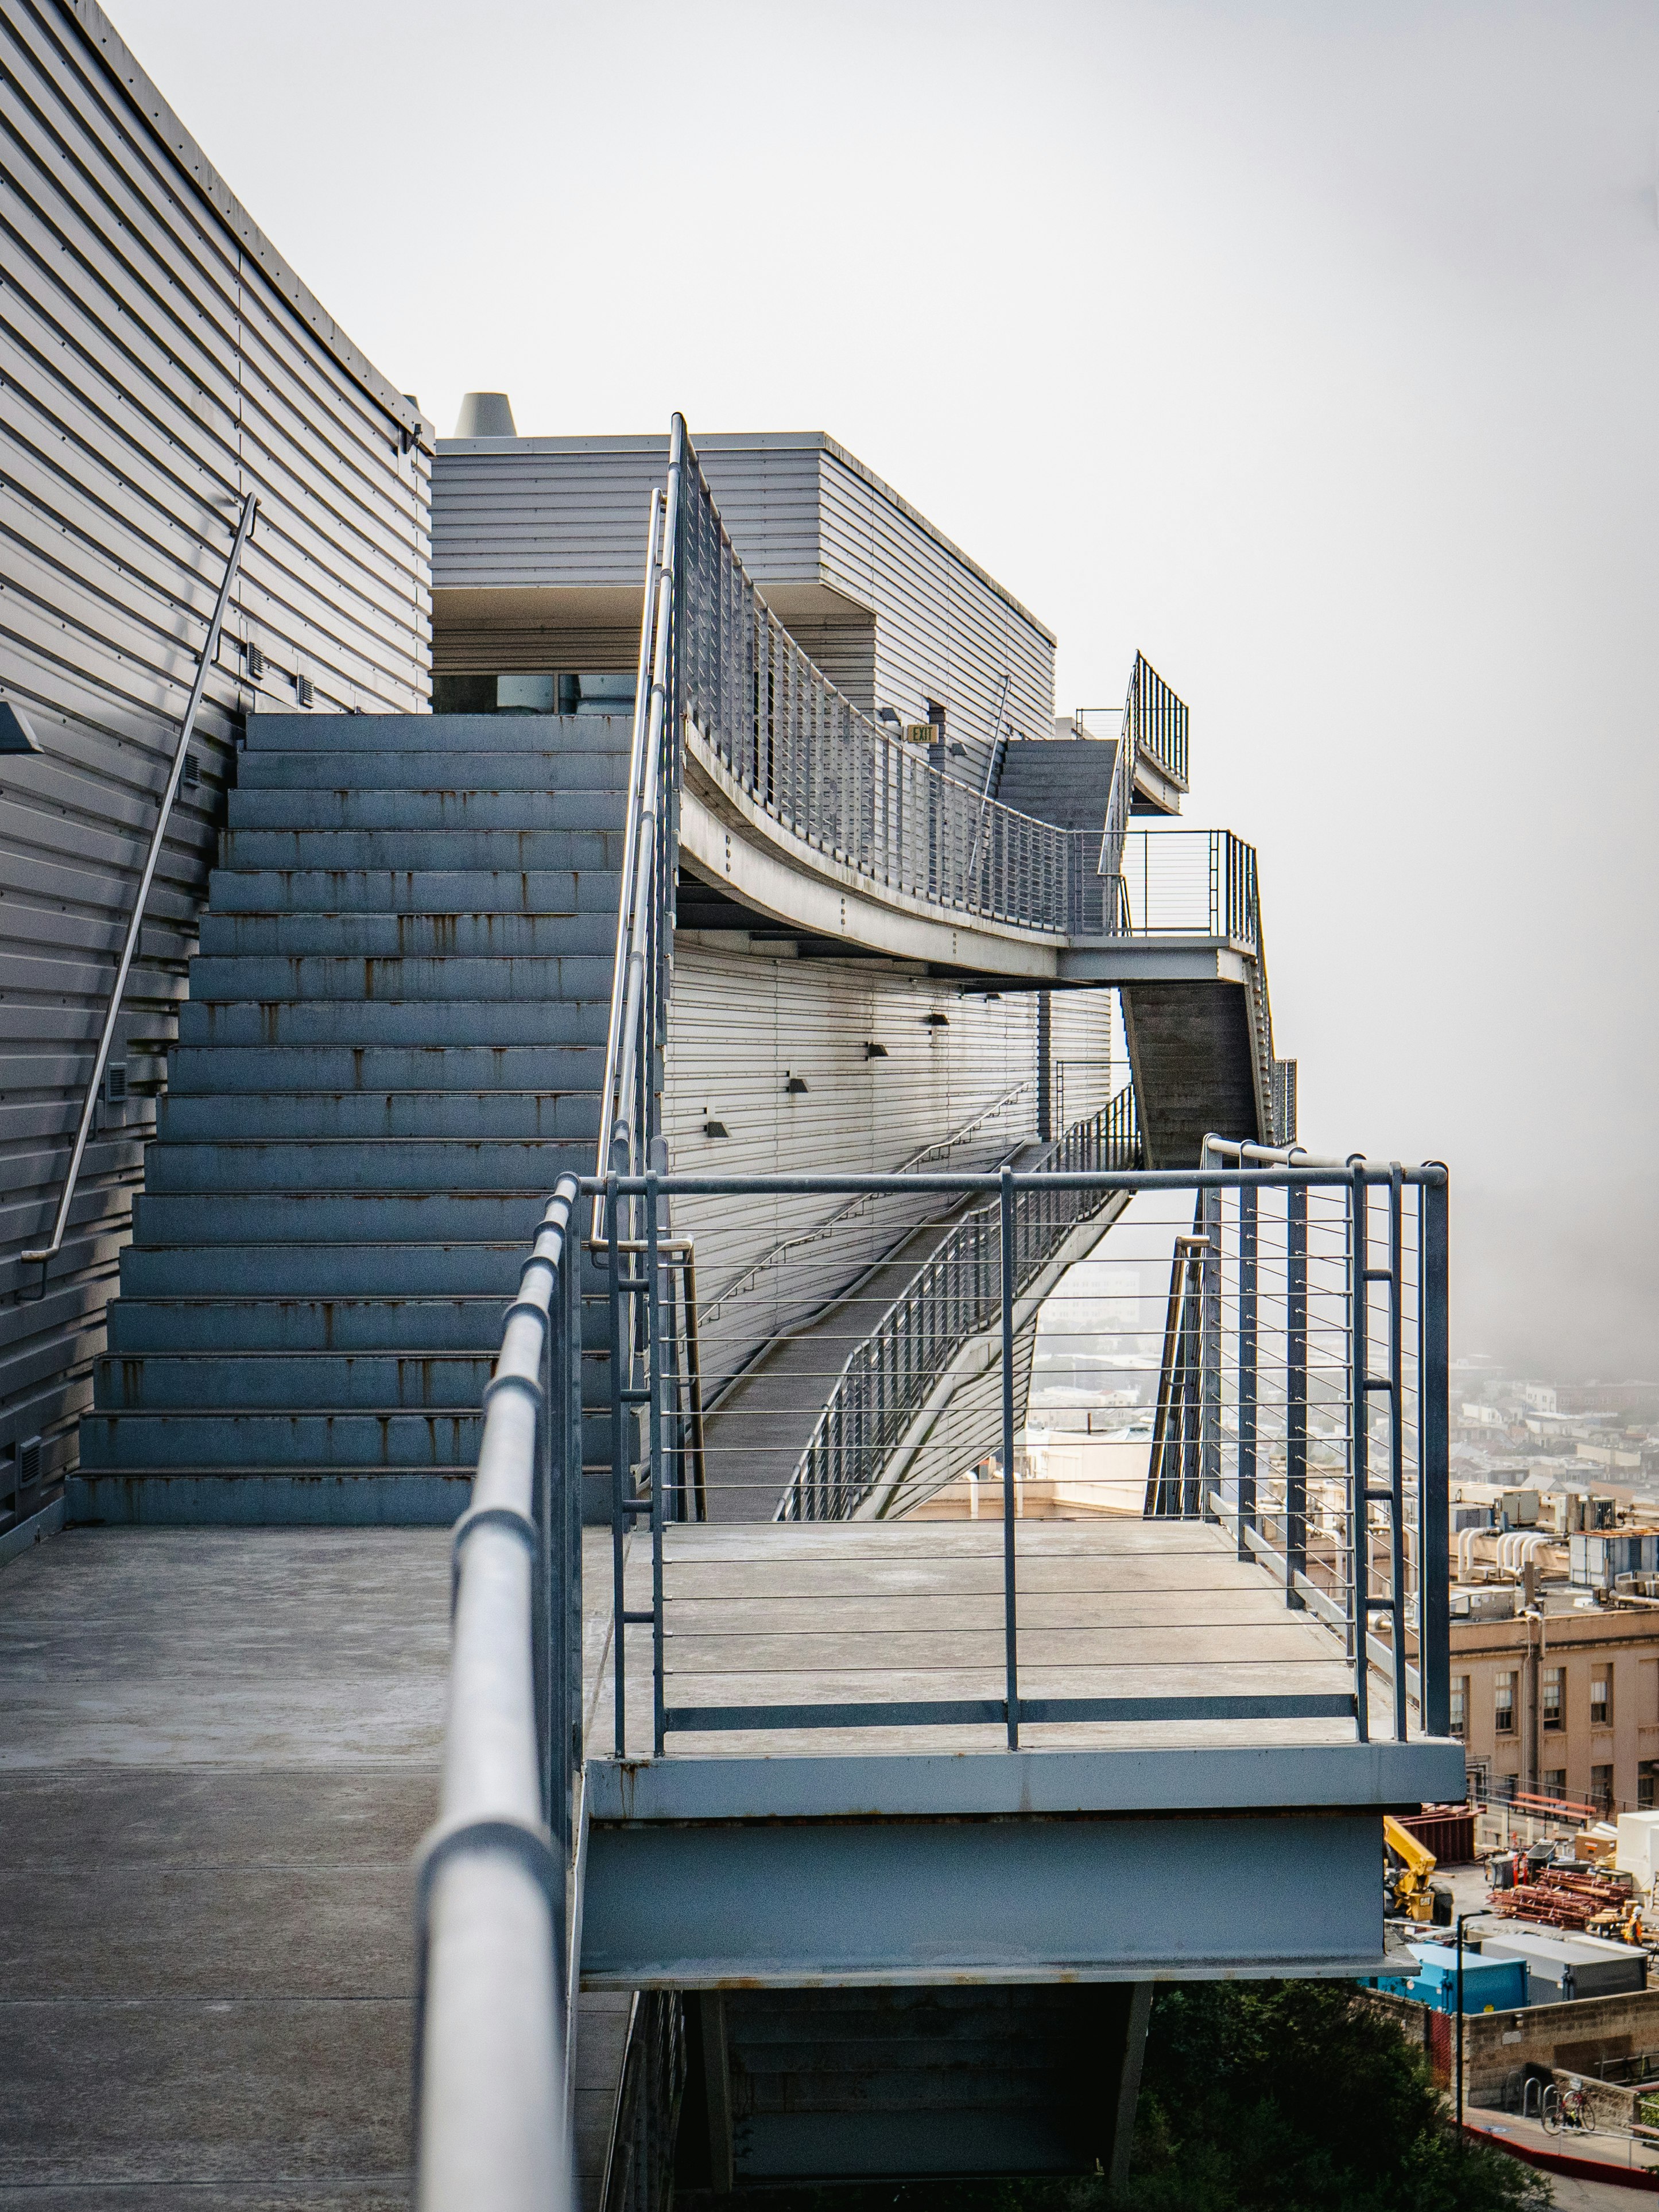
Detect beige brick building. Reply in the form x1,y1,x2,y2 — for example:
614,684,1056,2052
1452,1603,1659,1812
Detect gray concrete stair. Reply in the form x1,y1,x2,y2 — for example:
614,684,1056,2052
76,711,627,1527
1121,978,1261,1168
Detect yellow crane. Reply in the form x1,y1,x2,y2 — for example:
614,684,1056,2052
1384,1815,1443,1924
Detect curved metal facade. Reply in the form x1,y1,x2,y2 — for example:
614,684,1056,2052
0,0,431,1531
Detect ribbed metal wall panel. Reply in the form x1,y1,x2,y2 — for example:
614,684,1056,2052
816,446,1053,780
666,941,1040,1381
1049,989,1119,1128
0,0,431,1521
430,433,1053,745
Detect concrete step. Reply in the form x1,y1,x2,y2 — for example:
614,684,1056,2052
175,998,608,1047
78,1408,482,1470
66,1468,473,1524
118,1242,580,1298
131,1190,560,1245
158,1091,600,1141
106,1296,517,1354
167,1044,606,1093
218,827,622,871
95,1350,498,1411
245,712,634,756
205,870,618,916
226,789,627,833
196,912,617,958
143,1138,592,1195
239,749,631,792
184,953,614,1004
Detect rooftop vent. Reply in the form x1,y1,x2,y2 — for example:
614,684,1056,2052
454,391,518,438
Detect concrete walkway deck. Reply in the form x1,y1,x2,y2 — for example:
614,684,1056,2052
0,1527,448,2209
585,1516,1366,1762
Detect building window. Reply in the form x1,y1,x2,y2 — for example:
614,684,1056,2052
1495,1672,1515,1734
1543,1667,1564,1730
1592,1764,1615,1812
1542,1769,1567,1802
1496,1772,1518,1802
1640,1761,1659,1811
1450,1676,1468,1739
1591,1667,1613,1729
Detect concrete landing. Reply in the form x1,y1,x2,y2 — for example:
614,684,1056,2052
587,1517,1366,1761
0,1528,449,2207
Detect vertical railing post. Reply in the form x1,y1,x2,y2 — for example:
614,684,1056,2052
646,1172,667,1757
607,1176,629,1760
1237,1184,1257,1561
999,1167,1020,1750
1388,1167,1409,1743
1420,1170,1451,1736
1350,1163,1371,1744
1286,1183,1307,1610
1200,1183,1222,1521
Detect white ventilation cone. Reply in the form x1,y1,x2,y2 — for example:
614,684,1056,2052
453,391,517,438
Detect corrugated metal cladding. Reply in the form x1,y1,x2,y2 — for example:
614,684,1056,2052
666,947,1118,1389
0,0,431,1524
429,433,1054,755
666,941,1044,1381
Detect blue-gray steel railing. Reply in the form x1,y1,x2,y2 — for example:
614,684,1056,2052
1126,650,1189,791
416,1173,583,2212
416,1156,1448,2205
777,1084,1144,1523
676,429,1126,935
1110,828,1259,942
598,1159,1448,1757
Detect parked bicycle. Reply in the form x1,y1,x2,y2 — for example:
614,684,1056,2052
1541,2081,1594,2134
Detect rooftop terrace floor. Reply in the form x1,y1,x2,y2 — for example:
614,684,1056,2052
0,1525,444,2207
587,1514,1375,1766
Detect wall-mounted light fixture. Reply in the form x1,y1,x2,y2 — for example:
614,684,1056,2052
864,1043,887,1059
784,1075,808,1094
923,1012,949,1027
703,1119,730,1138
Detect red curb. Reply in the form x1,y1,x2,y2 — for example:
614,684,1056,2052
1463,2119,1659,2191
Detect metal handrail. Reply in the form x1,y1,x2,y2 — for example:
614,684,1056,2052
598,420,685,1201
23,492,258,1275
1126,650,1189,790
778,1084,1144,1523
1110,828,1260,944
966,668,1013,877
697,1074,1040,1326
415,1173,583,2212
676,432,1086,934
593,486,664,1204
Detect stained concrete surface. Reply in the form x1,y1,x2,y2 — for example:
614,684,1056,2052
0,1528,448,2205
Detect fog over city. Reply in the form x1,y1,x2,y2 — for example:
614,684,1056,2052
115,0,1659,1379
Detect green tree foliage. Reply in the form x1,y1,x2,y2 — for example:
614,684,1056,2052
1117,1981,1549,2212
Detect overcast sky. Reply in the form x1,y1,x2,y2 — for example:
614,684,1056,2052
118,0,1659,1379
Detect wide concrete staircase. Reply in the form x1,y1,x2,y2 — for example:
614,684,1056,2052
993,734,1121,828
74,711,626,1524
1121,978,1261,1169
